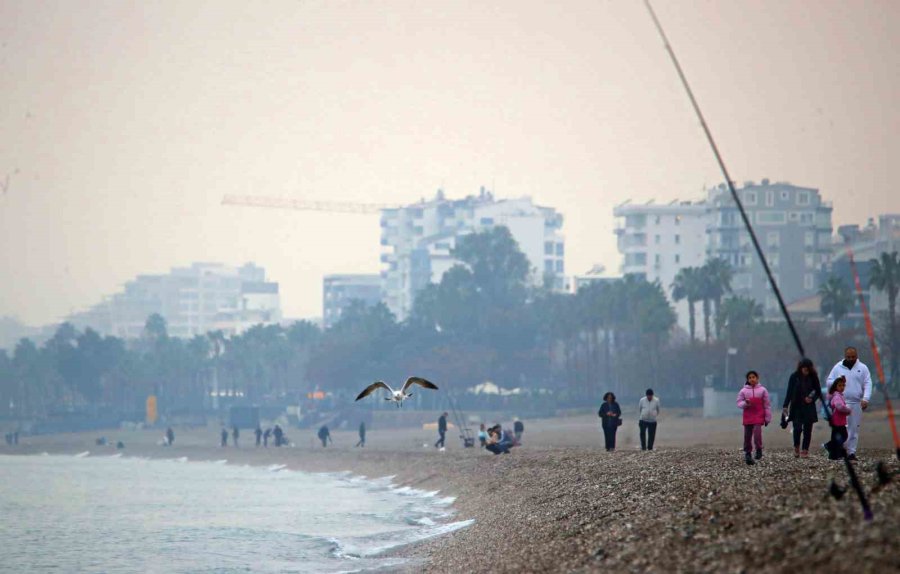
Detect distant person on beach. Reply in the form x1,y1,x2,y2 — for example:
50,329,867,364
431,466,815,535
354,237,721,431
116,440,124,449
513,419,524,444
220,428,228,447
638,388,660,451
435,412,448,449
356,422,366,447
825,376,852,460
232,426,240,447
166,427,175,447
5,432,11,445
598,392,621,452
782,358,821,458
478,423,488,448
318,425,332,447
263,427,271,447
736,370,772,465
13,431,18,444
255,425,262,447
273,425,284,447
825,347,872,461
485,424,512,455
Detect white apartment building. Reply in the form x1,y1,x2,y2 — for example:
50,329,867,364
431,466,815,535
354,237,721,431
67,262,282,339
322,274,382,329
613,200,709,330
381,188,566,320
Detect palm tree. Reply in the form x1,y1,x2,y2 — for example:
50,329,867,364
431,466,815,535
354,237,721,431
703,258,734,339
818,275,853,333
870,251,900,383
717,296,764,340
671,267,703,342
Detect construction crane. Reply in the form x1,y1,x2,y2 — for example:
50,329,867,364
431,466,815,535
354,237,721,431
221,194,402,214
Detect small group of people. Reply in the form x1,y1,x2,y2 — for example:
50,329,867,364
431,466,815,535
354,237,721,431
737,346,872,465
597,389,660,452
475,418,524,455
4,430,19,445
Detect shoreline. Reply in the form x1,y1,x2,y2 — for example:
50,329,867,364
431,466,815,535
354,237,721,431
4,414,900,573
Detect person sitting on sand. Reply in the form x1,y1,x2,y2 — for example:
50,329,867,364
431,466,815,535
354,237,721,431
485,424,513,455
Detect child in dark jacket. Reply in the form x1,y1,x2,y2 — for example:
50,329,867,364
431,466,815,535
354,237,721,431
825,376,851,460
736,370,772,465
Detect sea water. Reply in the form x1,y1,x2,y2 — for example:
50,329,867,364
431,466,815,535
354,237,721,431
0,454,471,573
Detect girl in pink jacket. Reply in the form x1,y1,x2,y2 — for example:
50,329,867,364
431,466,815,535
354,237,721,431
825,376,851,460
736,370,772,465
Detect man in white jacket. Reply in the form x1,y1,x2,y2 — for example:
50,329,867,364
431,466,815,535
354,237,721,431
638,388,661,451
826,347,872,460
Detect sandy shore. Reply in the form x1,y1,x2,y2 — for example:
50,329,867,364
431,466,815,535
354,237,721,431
4,409,900,573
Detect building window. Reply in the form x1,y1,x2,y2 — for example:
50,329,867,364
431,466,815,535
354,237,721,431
757,211,786,225
555,243,564,256
804,273,814,290
769,253,780,268
781,190,790,201
655,234,660,244
480,217,494,226
789,211,800,222
675,215,682,225
797,191,810,205
766,190,774,207
625,214,647,228
555,260,564,273
655,215,661,225
674,234,681,244
804,232,814,247
654,254,661,265
544,260,554,273
766,231,780,248
674,254,681,264
545,241,554,255
805,254,815,268
800,212,814,224
744,191,757,205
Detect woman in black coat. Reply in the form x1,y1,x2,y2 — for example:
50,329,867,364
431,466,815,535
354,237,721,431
598,392,622,452
782,357,822,458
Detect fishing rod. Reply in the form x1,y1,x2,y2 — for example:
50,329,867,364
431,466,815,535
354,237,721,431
846,247,900,461
642,0,872,520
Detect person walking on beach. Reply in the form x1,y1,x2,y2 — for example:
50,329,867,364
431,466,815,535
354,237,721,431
255,425,262,447
435,412,448,449
513,419,525,444
638,388,660,451
356,421,366,447
318,425,332,447
825,347,872,461
825,376,852,460
166,427,175,447
232,426,240,447
478,423,488,448
263,427,271,447
273,424,283,447
736,370,772,465
220,427,228,447
782,358,822,458
598,392,622,452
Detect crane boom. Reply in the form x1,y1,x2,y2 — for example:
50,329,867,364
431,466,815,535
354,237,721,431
221,194,401,214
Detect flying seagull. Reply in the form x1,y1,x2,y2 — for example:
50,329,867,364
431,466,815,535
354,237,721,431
355,377,438,407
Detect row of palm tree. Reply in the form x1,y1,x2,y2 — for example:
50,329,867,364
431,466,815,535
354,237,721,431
670,258,734,343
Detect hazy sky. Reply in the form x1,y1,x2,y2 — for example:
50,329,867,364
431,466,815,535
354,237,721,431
1,0,898,326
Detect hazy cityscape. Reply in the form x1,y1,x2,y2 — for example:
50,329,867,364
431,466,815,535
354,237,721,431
2,2,898,573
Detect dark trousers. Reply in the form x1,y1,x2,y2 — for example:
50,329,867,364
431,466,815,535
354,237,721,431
827,426,848,460
602,426,617,451
486,442,510,455
356,436,365,447
435,430,446,448
743,424,763,454
639,420,657,450
792,420,814,450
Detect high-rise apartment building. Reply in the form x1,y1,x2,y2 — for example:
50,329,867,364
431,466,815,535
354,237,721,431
707,180,833,314
322,274,382,329
613,199,709,328
66,262,281,339
380,188,565,320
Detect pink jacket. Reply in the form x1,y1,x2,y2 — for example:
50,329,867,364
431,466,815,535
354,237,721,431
829,391,852,427
736,383,772,426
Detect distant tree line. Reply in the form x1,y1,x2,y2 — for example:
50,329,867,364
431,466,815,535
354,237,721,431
1,228,897,424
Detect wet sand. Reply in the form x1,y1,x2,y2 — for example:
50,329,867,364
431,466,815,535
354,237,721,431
4,409,899,573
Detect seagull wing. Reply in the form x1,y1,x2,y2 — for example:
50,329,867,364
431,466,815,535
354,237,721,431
402,377,438,394
356,381,392,401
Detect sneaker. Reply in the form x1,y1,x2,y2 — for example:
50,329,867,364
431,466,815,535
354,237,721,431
755,449,763,460
800,450,809,458
847,453,858,461
745,453,755,465
794,447,800,458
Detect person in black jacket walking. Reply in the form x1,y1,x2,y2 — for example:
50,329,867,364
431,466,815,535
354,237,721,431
782,357,822,458
598,392,622,451
435,412,448,448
